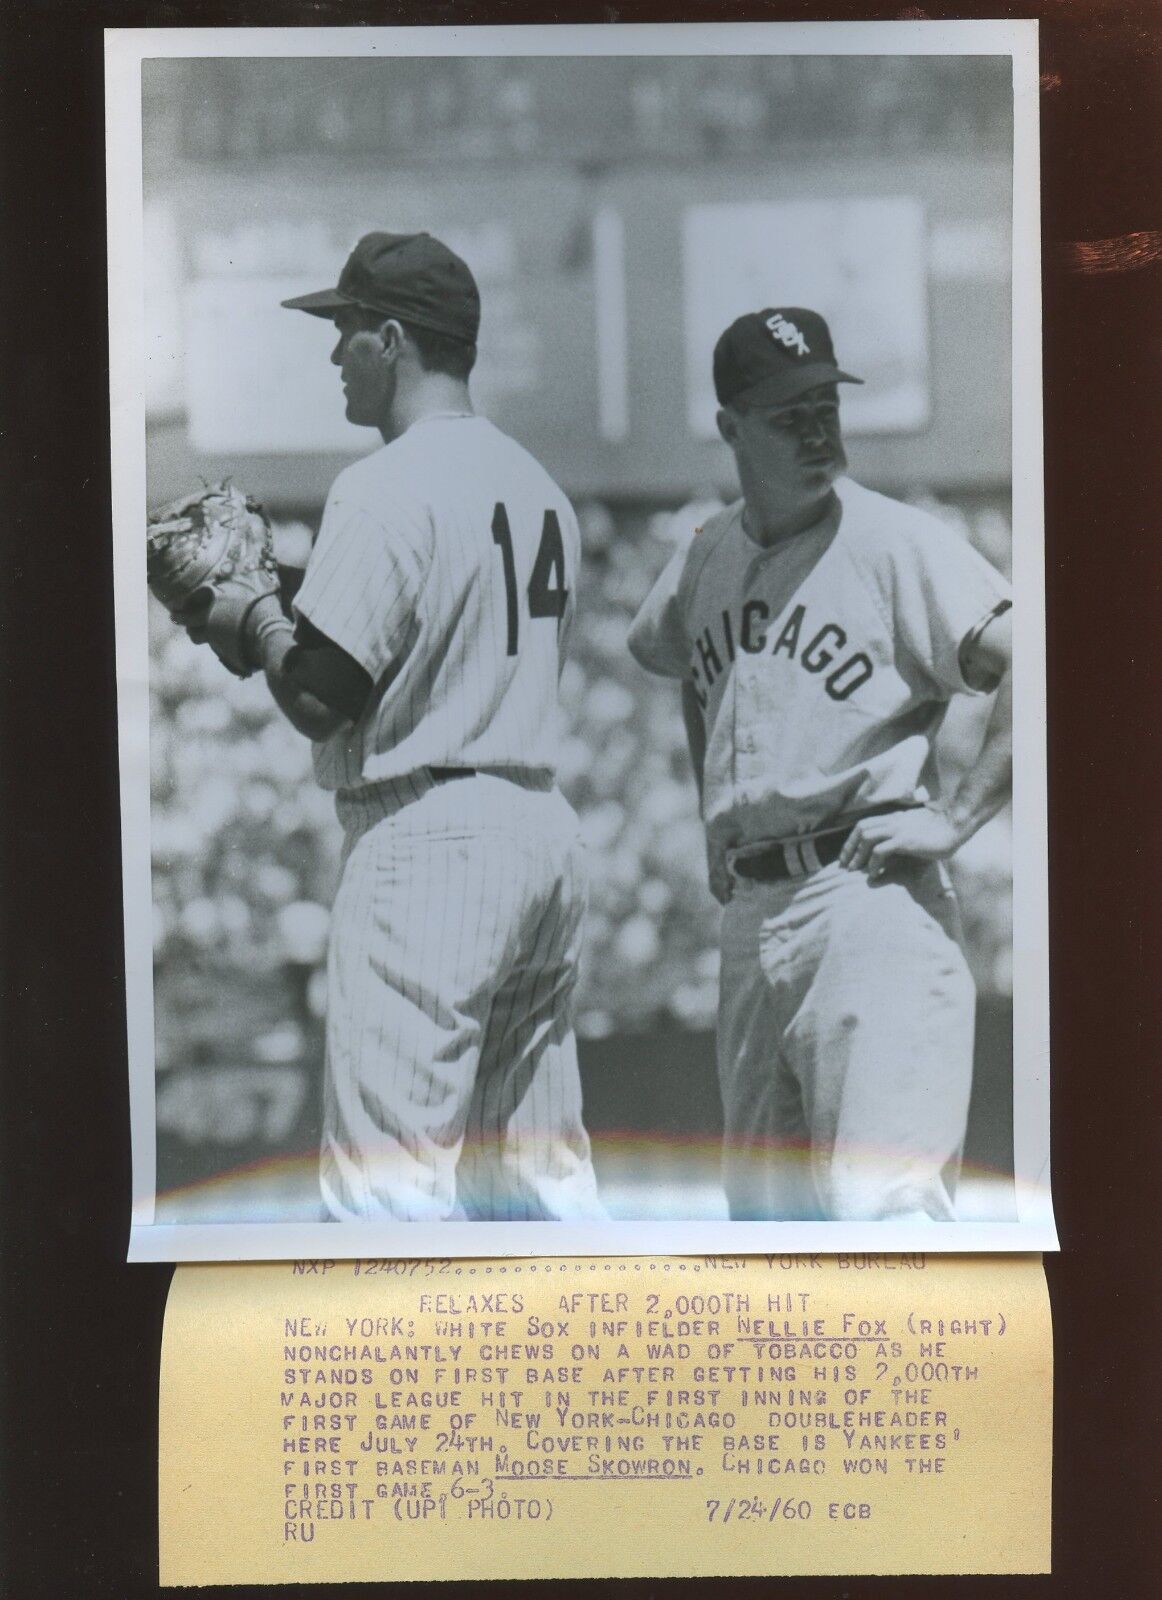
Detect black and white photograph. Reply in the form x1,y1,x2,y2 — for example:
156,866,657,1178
106,22,1055,1258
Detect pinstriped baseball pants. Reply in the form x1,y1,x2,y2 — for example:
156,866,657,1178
319,772,605,1222
718,858,976,1221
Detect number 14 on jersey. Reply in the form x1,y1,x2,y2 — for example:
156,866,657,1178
491,502,569,656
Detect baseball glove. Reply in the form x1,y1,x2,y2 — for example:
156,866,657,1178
146,482,281,678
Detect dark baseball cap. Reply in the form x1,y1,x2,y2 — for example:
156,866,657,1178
282,231,480,344
713,308,863,408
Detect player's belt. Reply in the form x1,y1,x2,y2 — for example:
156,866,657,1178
731,803,923,883
426,766,555,794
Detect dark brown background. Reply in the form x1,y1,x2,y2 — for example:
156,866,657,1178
1,2,1159,1596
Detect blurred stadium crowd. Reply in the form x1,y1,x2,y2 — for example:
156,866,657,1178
151,490,1013,1152
167,55,1011,169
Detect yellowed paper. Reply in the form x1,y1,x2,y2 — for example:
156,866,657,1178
160,1254,1050,1583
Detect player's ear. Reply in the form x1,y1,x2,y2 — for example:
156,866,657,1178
377,319,407,362
716,407,740,448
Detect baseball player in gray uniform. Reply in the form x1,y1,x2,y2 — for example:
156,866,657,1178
629,308,1013,1223
199,231,605,1222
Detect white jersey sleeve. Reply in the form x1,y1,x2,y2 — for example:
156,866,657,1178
295,476,432,681
873,506,1013,697
627,525,717,680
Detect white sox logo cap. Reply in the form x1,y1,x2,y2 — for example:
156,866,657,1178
713,307,863,408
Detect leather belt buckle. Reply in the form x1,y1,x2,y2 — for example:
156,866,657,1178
734,829,841,883
783,835,827,877
731,804,923,886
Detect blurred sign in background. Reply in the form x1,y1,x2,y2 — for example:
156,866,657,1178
142,54,1017,1220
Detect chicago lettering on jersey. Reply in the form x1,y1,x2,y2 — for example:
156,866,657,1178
688,601,874,708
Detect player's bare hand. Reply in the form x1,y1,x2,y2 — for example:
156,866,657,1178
707,841,734,905
839,806,964,874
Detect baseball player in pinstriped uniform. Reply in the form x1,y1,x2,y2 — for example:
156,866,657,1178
219,231,605,1221
629,308,1013,1223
